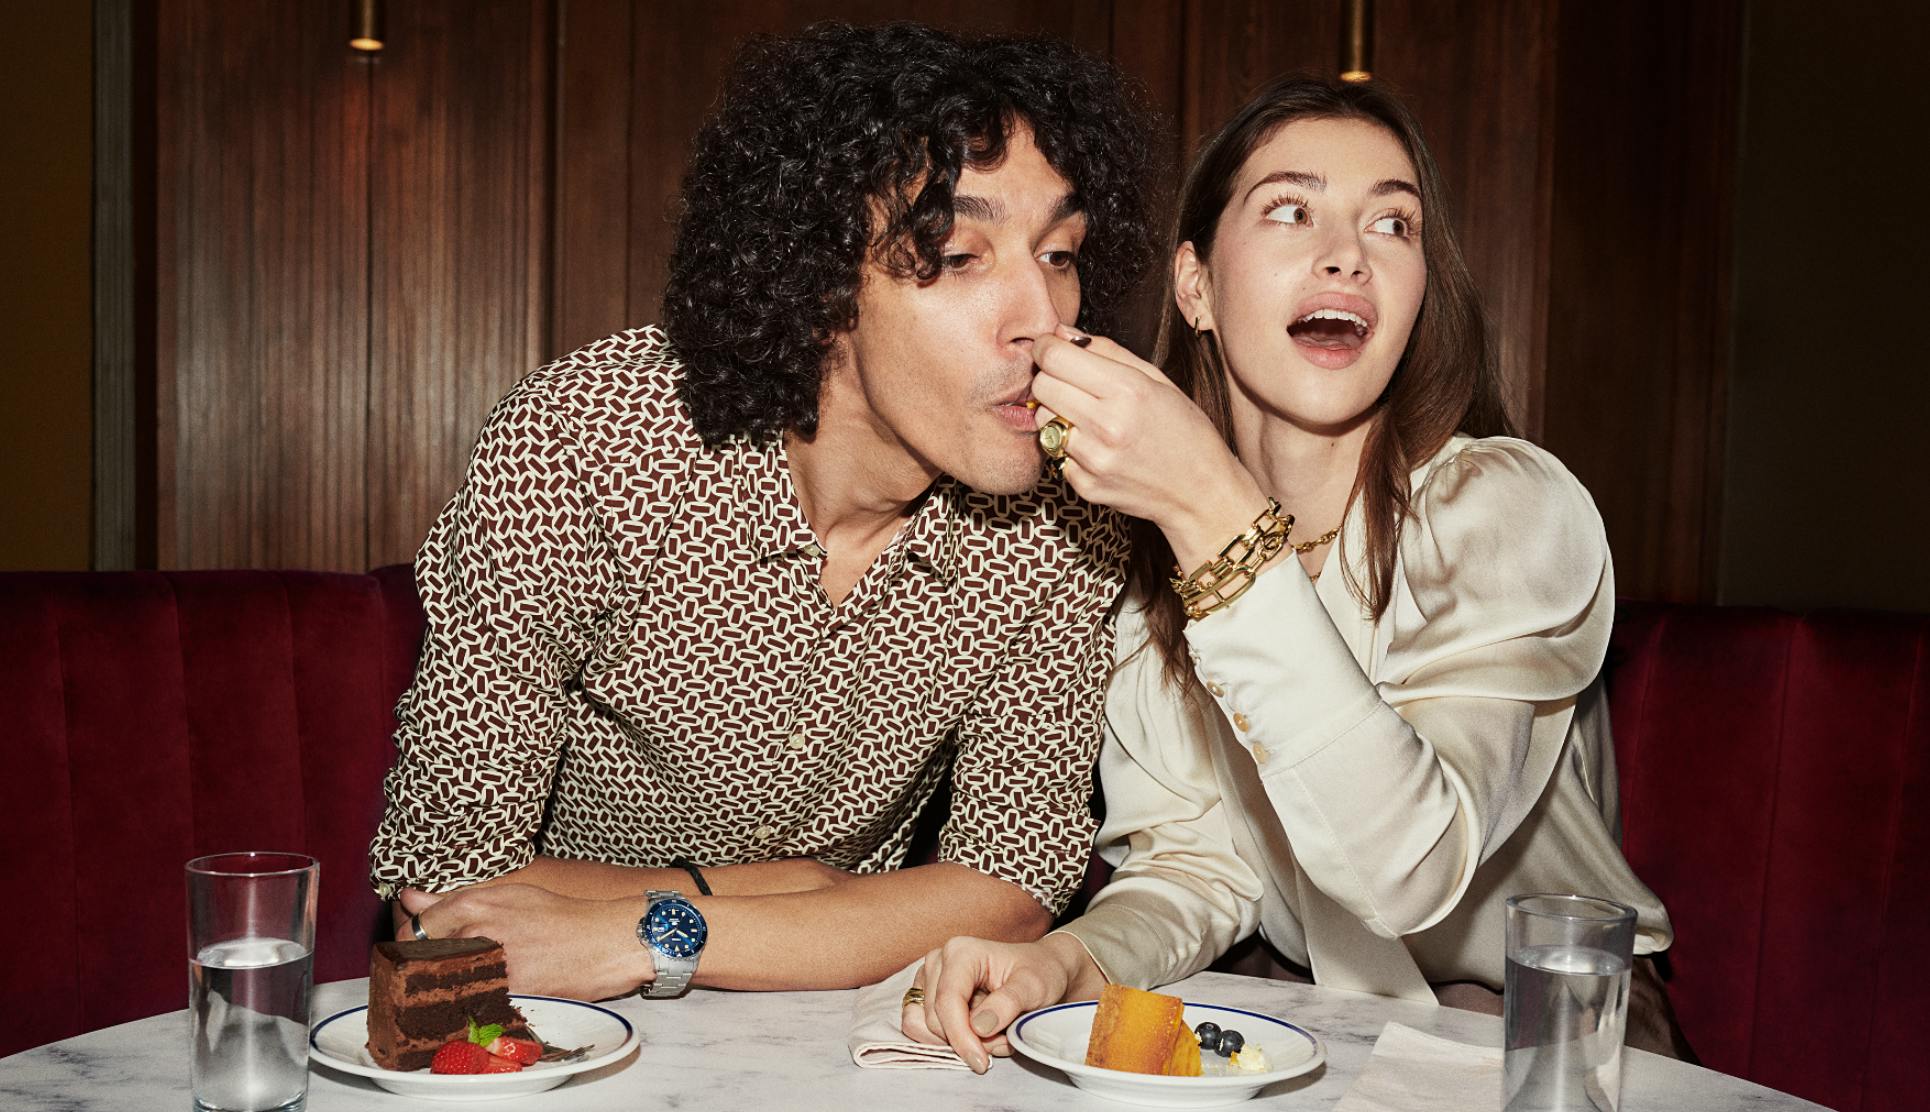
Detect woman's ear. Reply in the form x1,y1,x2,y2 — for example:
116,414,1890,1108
1173,242,1216,331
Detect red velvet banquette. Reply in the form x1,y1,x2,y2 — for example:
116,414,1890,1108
3,567,1924,1110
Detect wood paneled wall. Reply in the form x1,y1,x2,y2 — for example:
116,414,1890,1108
156,0,549,570
1539,0,1742,604
365,1,552,570
157,1,372,570
149,0,1740,598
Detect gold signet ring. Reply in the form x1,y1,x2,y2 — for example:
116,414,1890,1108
1038,416,1073,460
902,986,926,1009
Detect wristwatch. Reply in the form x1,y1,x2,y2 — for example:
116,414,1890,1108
636,890,708,998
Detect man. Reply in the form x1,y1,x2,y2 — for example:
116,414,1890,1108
369,22,1154,1000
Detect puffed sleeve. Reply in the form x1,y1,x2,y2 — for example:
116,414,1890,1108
1054,608,1266,988
1183,438,1613,937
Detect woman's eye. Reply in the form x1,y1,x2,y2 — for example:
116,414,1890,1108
1370,215,1412,237
1265,203,1310,226
941,253,978,271
1039,250,1079,270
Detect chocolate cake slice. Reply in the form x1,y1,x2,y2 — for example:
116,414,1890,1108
365,938,533,1071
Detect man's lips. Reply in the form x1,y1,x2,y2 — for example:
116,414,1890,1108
992,383,1036,431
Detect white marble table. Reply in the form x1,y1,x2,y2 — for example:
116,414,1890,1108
1,971,1824,1111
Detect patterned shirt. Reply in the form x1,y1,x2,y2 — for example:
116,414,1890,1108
369,327,1127,912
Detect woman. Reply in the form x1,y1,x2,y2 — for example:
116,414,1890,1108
901,76,1685,1071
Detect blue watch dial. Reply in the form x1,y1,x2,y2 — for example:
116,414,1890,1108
645,897,708,959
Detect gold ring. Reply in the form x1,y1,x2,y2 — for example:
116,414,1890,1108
1038,416,1073,460
902,986,926,1009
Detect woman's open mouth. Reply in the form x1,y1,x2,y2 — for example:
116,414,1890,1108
1287,308,1371,351
1286,297,1377,369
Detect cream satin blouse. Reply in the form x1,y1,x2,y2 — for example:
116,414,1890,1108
1059,435,1672,1001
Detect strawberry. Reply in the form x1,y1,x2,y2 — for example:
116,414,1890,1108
483,1034,544,1066
481,1052,524,1074
430,1040,492,1075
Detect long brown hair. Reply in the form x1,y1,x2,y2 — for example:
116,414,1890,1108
1134,76,1516,689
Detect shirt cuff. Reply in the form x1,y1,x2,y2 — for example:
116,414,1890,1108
1044,927,1114,986
1054,885,1205,990
1182,561,1383,770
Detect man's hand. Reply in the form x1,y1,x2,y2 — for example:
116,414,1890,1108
900,932,1105,1073
397,884,652,1002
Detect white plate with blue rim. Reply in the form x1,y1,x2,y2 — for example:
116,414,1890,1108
1008,999,1324,1108
309,994,638,1100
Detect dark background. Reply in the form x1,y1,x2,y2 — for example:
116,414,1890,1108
3,1,1925,612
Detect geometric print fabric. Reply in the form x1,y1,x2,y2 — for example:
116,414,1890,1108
369,327,1128,912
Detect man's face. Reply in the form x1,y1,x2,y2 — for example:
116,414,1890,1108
829,124,1086,496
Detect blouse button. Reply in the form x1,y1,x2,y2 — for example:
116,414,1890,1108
753,824,778,841
1250,742,1270,765
786,730,808,752
1206,681,1226,697
1232,712,1251,732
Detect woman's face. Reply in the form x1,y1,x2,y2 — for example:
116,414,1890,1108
1180,117,1427,436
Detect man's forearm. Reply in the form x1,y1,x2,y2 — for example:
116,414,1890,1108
390,855,854,939
391,859,1051,996
689,862,1052,991
482,855,854,899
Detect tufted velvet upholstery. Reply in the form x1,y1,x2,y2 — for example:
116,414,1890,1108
0,568,422,1058
1608,602,1930,1112
3,569,1925,1110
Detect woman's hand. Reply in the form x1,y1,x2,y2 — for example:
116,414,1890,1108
1033,326,1267,568
900,933,1104,1073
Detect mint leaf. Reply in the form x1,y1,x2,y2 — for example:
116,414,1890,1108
470,1021,504,1046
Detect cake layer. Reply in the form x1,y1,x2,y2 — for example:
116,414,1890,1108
1085,984,1201,1077
366,937,530,1071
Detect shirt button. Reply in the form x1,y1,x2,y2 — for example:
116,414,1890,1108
1251,742,1270,765
1232,712,1251,732
786,730,808,752
752,825,777,841
1207,681,1226,697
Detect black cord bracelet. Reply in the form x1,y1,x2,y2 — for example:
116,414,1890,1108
668,856,712,896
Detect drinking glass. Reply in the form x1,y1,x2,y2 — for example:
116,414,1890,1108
186,852,319,1112
1503,893,1636,1112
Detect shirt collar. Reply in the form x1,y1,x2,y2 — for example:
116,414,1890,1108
897,480,961,584
732,436,959,583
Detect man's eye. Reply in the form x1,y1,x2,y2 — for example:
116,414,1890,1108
942,253,978,271
1040,250,1079,270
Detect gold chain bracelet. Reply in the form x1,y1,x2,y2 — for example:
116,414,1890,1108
1169,498,1294,621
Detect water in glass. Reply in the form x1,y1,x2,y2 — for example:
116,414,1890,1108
1504,943,1631,1112
189,936,312,1112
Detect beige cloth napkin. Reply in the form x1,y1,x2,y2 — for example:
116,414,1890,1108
847,961,972,1070
1334,1022,1502,1112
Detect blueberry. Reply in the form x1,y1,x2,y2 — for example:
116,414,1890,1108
1218,1029,1244,1058
1193,1021,1221,1052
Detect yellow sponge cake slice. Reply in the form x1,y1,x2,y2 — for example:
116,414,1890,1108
1085,983,1202,1077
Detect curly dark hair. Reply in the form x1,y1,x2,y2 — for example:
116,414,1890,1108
663,21,1157,446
